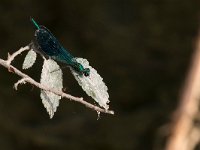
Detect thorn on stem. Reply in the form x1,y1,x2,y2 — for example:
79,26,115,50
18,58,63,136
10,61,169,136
8,67,15,73
7,53,11,60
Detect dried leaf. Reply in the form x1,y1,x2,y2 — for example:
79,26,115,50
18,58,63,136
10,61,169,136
22,50,37,69
40,59,63,118
70,58,110,110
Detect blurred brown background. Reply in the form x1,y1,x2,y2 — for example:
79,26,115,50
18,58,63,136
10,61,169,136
0,0,200,150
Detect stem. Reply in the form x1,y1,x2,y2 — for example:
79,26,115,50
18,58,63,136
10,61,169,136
0,47,114,115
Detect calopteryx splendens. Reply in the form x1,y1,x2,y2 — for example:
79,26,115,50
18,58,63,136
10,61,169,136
31,18,90,76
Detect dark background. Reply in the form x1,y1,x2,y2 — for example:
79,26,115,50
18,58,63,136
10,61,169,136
0,0,199,150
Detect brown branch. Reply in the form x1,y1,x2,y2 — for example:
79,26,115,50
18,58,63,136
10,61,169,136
0,47,114,115
165,32,200,150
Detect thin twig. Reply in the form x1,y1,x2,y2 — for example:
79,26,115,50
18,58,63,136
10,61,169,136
0,47,114,115
7,46,30,65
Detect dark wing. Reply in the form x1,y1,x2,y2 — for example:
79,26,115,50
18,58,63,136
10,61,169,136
35,25,75,65
35,26,62,56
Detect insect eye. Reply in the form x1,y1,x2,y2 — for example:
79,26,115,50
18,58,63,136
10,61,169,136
83,68,90,76
84,72,89,76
